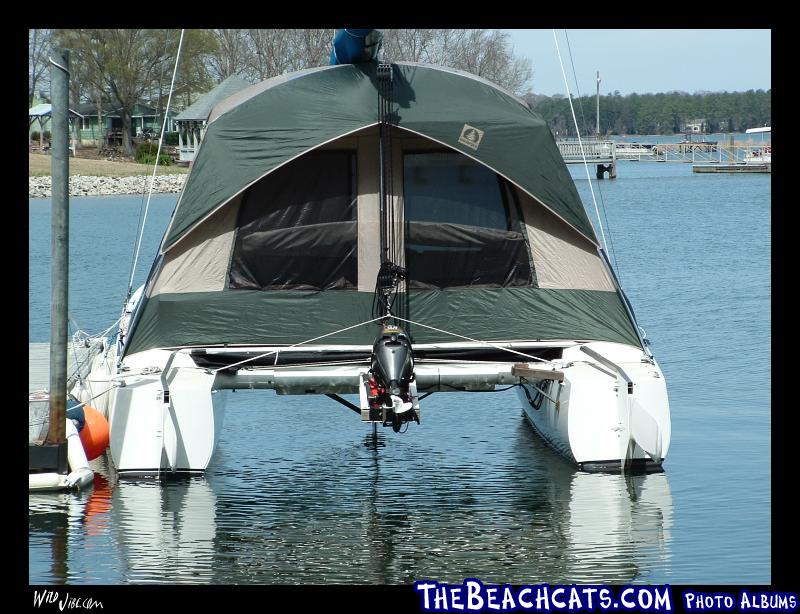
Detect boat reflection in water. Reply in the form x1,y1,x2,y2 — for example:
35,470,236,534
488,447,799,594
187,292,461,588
30,413,672,584
111,475,217,583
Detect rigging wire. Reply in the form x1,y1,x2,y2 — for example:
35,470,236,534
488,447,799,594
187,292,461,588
127,33,174,293
390,315,556,365
554,30,648,350
126,28,185,300
551,29,608,253
563,30,622,280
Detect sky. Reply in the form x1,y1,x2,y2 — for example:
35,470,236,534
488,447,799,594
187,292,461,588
505,29,771,96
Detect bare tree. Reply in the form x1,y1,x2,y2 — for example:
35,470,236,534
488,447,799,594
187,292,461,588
381,28,436,63
293,28,332,70
382,29,532,96
207,29,251,81
238,29,333,81
29,29,52,106
246,29,293,80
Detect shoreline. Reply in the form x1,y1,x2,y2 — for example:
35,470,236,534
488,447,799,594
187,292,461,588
29,174,186,198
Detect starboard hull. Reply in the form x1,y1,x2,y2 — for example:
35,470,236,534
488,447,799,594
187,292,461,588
517,342,670,472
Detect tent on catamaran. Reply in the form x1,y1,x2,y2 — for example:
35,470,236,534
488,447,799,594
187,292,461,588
123,61,641,358
90,55,668,476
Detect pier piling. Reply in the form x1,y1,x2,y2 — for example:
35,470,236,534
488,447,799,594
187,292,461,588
44,48,70,471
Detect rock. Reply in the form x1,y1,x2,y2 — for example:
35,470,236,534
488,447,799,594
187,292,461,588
29,174,187,198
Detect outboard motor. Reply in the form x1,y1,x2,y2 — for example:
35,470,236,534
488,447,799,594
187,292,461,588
368,325,417,431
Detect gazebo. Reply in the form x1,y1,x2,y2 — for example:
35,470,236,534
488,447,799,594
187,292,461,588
29,103,83,151
174,75,251,163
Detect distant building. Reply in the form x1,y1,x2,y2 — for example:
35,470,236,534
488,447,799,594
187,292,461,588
76,102,178,146
29,103,84,150
681,118,707,133
174,75,252,163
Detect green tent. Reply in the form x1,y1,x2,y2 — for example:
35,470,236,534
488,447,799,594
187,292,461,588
124,62,640,356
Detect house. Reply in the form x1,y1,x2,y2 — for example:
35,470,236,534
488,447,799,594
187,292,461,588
174,75,251,163
29,103,84,150
681,118,706,133
76,102,178,145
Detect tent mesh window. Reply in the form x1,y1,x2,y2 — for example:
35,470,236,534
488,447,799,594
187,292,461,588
403,152,534,289
229,151,358,290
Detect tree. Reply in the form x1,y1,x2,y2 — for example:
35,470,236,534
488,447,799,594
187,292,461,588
207,29,250,81
53,29,216,155
54,30,171,154
381,29,532,96
206,29,533,96
529,89,770,137
175,29,219,109
242,29,331,81
29,29,52,106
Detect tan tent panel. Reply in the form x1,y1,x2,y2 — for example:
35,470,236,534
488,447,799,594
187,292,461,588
517,188,615,291
356,133,380,292
150,197,240,296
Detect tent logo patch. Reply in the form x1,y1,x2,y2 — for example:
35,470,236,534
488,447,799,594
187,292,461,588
458,124,484,150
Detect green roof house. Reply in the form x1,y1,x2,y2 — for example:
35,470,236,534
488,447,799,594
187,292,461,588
174,75,251,163
77,102,178,146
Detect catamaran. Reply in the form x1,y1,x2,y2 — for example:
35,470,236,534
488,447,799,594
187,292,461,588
76,30,671,476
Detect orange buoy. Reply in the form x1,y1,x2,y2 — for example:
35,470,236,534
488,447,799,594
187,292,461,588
79,405,110,461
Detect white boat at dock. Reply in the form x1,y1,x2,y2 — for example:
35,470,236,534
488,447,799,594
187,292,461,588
80,30,671,476
614,142,656,158
744,126,771,163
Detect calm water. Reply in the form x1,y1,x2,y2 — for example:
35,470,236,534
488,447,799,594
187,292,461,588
28,160,770,585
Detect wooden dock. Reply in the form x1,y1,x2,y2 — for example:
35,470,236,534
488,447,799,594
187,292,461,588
556,139,616,178
692,163,771,174
556,139,772,173
29,341,100,393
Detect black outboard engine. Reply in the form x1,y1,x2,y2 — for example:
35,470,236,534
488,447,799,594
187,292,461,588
369,325,417,431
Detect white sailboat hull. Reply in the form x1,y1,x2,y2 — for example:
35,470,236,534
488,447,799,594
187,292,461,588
86,348,227,475
517,342,670,471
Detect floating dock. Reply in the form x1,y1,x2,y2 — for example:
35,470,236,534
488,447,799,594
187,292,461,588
692,163,770,174
29,339,104,490
29,341,96,394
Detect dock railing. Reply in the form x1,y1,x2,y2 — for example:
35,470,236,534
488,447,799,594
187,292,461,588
649,142,771,164
557,139,615,163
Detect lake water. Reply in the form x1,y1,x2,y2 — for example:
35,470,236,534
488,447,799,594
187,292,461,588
28,160,771,585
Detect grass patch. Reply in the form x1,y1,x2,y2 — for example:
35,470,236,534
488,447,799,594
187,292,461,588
29,153,189,177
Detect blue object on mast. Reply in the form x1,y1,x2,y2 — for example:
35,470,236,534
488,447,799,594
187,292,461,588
330,29,382,65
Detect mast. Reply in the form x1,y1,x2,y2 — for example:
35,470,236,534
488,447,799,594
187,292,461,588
375,61,406,324
596,71,601,137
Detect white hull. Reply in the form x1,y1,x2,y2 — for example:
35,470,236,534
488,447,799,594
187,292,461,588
517,342,670,471
84,346,227,476
86,335,669,475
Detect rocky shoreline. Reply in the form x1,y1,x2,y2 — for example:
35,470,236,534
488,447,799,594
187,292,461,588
29,174,187,198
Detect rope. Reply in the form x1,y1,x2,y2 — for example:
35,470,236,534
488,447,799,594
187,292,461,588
552,29,608,252
389,315,555,365
28,385,117,425
209,316,387,374
127,28,185,296
199,311,560,375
